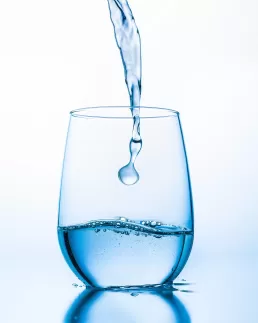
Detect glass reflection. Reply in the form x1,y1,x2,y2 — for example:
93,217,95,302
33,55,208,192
64,288,191,323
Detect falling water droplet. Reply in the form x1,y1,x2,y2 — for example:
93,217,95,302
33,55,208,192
118,162,139,185
118,135,142,186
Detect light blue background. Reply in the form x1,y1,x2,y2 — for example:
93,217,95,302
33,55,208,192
0,0,257,321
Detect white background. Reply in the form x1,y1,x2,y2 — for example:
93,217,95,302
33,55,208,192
0,0,258,321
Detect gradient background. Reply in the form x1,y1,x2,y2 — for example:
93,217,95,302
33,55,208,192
0,0,257,322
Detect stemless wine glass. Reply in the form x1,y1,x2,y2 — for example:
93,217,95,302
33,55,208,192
58,106,194,289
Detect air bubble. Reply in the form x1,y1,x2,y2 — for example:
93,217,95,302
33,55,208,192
120,217,127,222
103,229,107,232
150,221,157,227
95,229,100,233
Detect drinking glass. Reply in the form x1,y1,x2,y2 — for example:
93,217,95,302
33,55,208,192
58,106,194,289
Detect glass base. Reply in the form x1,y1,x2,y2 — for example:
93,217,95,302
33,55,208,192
85,282,176,292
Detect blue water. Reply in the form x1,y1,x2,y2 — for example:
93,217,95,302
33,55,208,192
107,0,142,185
58,218,193,288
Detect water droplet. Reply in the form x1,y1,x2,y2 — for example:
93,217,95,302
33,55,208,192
140,221,145,225
118,162,139,186
95,229,100,233
150,221,157,227
157,222,161,226
116,222,121,228
72,283,78,288
145,221,150,226
131,292,139,297
91,222,96,228
120,217,127,222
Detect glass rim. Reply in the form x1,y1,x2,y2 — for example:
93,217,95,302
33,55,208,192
70,106,179,119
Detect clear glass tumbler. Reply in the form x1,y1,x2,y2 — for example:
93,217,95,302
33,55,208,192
58,106,194,289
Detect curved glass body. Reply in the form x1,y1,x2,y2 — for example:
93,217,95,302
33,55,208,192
58,106,194,288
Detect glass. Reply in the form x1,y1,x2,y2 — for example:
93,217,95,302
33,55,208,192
58,106,194,289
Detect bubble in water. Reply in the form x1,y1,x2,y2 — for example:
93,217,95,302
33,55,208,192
103,229,107,232
120,217,128,222
118,162,139,185
95,229,100,233
150,221,157,227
